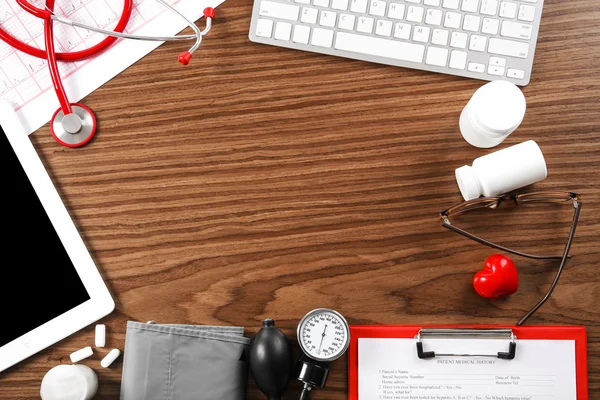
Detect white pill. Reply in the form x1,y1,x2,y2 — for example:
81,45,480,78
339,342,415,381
95,324,106,348
100,349,121,368
70,346,93,363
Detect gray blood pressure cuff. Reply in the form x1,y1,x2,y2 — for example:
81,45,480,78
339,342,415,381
120,321,251,400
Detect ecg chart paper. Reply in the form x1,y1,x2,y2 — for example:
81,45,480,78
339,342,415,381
0,0,225,134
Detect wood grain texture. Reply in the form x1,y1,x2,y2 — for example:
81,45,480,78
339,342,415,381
1,0,600,398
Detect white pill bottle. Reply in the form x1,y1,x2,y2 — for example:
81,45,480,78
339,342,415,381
460,80,527,148
455,140,547,201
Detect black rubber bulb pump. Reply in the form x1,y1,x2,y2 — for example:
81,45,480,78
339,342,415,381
249,319,293,400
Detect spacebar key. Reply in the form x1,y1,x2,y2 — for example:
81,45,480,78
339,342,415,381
335,32,425,63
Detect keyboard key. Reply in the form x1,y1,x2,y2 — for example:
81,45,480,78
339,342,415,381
469,34,487,51
313,0,329,7
424,0,440,5
296,0,311,4
449,50,467,69
507,68,525,79
489,56,506,66
406,6,424,22
482,17,499,34
350,0,368,13
468,62,485,72
292,24,310,43
480,0,498,16
338,13,356,29
521,0,537,2
425,9,443,25
405,0,421,3
357,16,375,32
461,0,479,12
450,31,468,48
488,65,505,76
275,21,292,40
369,0,387,16
501,21,532,40
442,0,459,9
332,0,349,9
375,19,393,36
311,27,334,47
394,22,411,39
388,3,405,19
260,1,300,21
463,15,480,31
444,12,461,29
335,32,425,63
431,28,449,45
256,18,274,37
499,1,517,18
319,10,337,27
488,37,529,58
426,46,448,66
301,7,318,23
518,4,535,21
413,25,430,42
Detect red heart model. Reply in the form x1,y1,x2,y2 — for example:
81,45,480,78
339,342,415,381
473,254,519,299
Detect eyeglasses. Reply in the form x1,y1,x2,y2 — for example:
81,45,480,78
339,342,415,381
440,191,582,326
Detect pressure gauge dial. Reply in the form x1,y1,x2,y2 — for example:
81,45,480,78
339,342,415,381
297,308,350,362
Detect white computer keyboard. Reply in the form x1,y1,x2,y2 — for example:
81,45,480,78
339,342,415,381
249,0,544,86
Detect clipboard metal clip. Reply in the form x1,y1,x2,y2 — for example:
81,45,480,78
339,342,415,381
415,328,517,360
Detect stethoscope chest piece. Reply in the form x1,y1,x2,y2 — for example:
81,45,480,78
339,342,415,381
51,103,97,148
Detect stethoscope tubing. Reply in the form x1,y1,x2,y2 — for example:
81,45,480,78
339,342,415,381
51,12,212,43
0,0,132,61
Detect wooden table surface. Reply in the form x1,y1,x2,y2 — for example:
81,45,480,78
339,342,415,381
1,0,600,398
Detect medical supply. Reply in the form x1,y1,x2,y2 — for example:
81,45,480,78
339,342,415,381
440,191,582,325
100,349,121,368
69,346,93,363
121,321,250,400
249,0,544,86
40,364,98,400
295,309,350,400
249,319,292,400
455,140,547,201
460,80,527,148
95,324,106,348
350,326,587,399
0,0,215,148
473,254,519,299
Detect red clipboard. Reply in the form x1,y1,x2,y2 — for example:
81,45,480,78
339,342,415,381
348,325,588,399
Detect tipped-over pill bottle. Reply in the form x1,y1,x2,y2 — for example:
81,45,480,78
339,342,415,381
455,140,547,201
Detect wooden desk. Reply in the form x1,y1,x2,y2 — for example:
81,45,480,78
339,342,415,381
1,0,599,398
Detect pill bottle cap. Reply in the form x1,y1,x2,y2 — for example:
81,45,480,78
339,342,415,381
469,80,526,138
455,165,481,201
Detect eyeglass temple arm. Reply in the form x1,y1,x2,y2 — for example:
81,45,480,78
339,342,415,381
516,202,582,326
441,223,571,260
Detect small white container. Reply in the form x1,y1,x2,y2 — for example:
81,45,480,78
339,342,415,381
455,140,547,201
460,80,527,148
40,364,98,400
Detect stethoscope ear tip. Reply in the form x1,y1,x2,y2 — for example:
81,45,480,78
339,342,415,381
203,7,215,19
178,51,192,65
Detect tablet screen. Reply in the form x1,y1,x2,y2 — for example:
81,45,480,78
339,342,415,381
1,127,90,347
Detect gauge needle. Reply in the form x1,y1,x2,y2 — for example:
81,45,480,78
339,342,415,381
318,325,328,353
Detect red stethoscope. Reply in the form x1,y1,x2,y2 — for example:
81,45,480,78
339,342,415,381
0,0,215,147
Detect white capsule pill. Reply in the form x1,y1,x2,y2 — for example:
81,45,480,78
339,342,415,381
100,349,121,368
95,324,106,348
69,346,93,363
